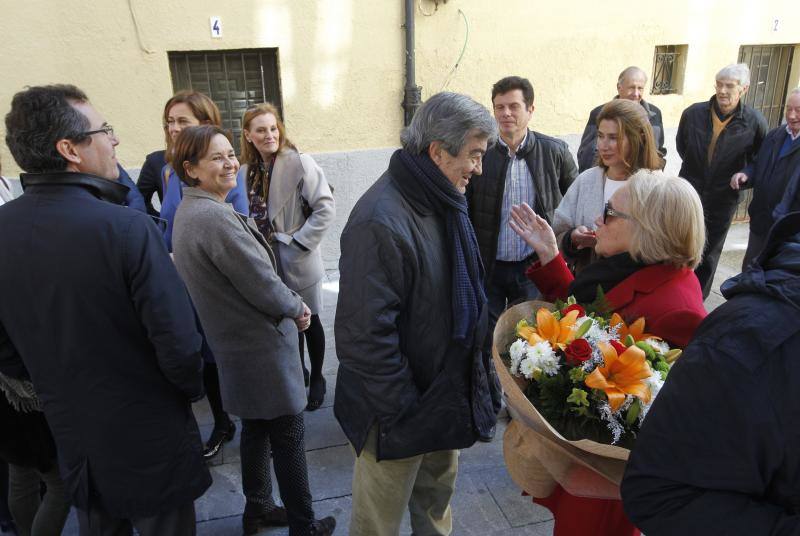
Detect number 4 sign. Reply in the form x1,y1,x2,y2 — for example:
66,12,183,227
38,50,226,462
210,17,222,39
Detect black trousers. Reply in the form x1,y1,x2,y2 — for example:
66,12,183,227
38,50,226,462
240,413,315,535
77,502,196,536
695,201,738,299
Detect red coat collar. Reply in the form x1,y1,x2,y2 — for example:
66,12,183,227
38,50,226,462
606,264,690,310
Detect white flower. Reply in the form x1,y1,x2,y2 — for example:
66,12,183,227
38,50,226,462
644,338,669,354
510,339,527,364
644,371,665,399
509,338,528,376
598,401,624,444
519,356,537,378
582,318,614,345
525,341,560,376
639,371,665,423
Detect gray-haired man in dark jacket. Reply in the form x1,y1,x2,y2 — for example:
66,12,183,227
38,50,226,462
335,92,500,535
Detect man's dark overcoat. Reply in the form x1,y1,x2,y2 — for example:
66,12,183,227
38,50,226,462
0,172,210,518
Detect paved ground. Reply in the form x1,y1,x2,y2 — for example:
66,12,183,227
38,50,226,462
58,223,749,535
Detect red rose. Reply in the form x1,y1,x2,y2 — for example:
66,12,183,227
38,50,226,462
561,304,586,318
609,339,628,355
565,338,592,366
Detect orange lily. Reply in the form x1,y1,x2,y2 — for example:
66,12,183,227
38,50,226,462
535,308,580,349
585,342,652,412
610,313,658,342
518,325,546,345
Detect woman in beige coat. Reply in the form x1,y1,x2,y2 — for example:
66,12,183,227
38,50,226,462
241,104,335,411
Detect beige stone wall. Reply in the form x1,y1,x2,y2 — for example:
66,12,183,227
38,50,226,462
0,0,406,174
414,0,800,133
2,0,800,176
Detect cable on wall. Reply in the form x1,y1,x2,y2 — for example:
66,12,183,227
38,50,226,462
128,0,155,54
440,9,469,91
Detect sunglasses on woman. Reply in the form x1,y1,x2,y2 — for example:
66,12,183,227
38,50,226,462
603,202,631,224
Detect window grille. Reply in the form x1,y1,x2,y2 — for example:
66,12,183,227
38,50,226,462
733,44,795,223
651,45,683,95
168,49,282,153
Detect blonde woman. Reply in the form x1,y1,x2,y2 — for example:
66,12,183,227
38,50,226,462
511,170,707,536
240,104,335,411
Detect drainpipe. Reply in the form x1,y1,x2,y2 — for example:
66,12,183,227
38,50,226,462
403,0,422,126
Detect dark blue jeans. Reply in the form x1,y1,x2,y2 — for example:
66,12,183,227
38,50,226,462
486,259,541,331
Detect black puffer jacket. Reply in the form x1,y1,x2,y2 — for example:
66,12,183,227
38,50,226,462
622,212,800,535
466,130,576,276
677,96,767,210
334,151,497,460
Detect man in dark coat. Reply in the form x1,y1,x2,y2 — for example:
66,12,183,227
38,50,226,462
731,87,800,268
466,76,576,373
0,84,210,535
335,92,500,535
577,66,667,172
621,210,800,535
676,63,767,298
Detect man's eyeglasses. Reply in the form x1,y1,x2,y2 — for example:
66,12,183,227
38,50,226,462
603,202,630,224
73,125,115,139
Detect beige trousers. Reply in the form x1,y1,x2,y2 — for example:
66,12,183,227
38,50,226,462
349,428,460,536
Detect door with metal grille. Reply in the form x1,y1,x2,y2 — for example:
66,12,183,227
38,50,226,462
733,44,794,221
168,49,282,153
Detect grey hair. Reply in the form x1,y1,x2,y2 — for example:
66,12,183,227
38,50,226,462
617,66,647,86
400,92,497,156
788,87,800,101
716,63,751,87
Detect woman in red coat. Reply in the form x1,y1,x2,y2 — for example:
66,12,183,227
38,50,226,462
509,170,708,534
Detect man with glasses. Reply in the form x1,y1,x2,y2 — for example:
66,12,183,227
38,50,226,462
676,63,767,299
0,84,210,535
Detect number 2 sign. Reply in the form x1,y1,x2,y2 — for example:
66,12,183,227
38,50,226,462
210,17,222,39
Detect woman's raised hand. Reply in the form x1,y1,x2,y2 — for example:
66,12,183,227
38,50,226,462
509,203,559,266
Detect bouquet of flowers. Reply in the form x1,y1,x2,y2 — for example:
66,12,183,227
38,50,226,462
506,296,680,449
492,298,682,499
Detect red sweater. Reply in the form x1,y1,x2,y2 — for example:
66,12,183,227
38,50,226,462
526,253,707,347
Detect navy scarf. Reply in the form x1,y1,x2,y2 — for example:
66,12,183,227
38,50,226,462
399,150,486,345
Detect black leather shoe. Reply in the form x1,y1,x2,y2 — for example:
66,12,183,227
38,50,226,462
309,516,336,535
203,420,236,460
306,377,326,412
242,505,289,534
477,425,496,443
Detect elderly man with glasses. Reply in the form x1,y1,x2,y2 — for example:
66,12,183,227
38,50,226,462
676,63,767,299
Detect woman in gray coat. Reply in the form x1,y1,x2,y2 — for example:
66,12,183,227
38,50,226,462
170,125,335,536
240,103,335,411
